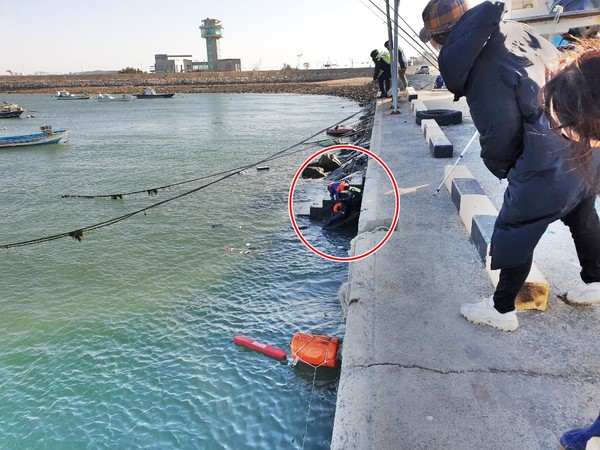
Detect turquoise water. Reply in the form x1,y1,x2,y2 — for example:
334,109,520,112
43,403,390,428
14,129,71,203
0,93,360,448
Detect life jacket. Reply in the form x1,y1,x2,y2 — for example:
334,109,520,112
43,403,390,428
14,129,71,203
328,181,348,195
333,202,345,214
377,50,391,64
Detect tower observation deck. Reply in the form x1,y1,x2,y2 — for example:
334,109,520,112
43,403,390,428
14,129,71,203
200,18,224,71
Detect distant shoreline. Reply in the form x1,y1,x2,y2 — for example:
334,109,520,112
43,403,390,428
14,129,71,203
0,68,379,106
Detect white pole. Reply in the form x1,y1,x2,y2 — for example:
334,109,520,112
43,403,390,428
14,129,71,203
434,130,479,195
385,0,397,105
392,0,400,112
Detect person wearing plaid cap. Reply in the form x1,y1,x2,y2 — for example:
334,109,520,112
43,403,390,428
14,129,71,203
420,0,600,331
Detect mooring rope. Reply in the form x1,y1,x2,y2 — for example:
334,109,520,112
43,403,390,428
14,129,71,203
301,366,318,450
61,110,368,200
0,108,368,249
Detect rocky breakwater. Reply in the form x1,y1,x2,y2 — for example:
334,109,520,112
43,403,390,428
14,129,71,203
0,68,379,106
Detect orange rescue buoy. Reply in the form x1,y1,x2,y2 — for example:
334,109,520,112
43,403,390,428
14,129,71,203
290,333,340,368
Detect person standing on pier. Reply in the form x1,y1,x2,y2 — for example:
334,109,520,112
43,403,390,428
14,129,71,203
541,41,600,450
419,0,600,331
370,49,391,98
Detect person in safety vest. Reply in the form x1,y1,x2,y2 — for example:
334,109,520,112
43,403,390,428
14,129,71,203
370,49,391,98
327,180,349,201
384,40,408,91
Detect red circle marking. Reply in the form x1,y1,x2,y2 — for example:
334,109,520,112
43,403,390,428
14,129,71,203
288,144,400,262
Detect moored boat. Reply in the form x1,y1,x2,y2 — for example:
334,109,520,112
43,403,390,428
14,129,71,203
326,126,356,137
96,93,133,102
0,102,24,119
55,90,91,100
96,93,115,102
0,125,70,148
135,86,175,99
114,94,133,102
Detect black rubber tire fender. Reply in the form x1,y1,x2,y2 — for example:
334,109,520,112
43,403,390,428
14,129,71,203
416,109,462,126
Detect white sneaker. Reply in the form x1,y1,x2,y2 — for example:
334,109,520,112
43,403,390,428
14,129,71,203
566,282,600,305
460,296,519,332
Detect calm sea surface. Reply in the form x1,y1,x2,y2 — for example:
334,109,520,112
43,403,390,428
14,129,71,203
0,93,360,449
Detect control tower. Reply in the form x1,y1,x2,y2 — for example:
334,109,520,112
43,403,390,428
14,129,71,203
200,18,224,72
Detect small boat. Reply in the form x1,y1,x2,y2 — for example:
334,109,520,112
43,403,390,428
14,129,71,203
326,126,356,137
233,335,288,360
96,93,115,102
56,90,91,100
290,333,340,368
135,86,175,99
96,93,133,102
0,125,70,148
113,94,133,102
0,102,24,119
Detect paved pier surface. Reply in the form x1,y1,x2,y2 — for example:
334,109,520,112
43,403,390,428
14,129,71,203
331,88,600,449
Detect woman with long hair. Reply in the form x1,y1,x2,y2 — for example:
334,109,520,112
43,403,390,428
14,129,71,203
540,38,600,450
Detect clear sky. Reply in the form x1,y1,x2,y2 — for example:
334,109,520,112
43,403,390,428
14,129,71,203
1,0,484,75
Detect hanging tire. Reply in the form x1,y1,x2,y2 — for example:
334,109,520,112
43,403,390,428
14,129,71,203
416,109,462,126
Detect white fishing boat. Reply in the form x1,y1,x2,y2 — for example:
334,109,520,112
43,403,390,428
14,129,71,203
55,90,91,100
113,94,133,102
96,93,133,102
0,102,24,118
96,93,115,102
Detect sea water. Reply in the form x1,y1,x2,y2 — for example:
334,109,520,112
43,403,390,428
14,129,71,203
0,93,361,449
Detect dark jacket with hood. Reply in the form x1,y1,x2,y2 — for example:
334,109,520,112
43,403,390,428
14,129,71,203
438,1,590,269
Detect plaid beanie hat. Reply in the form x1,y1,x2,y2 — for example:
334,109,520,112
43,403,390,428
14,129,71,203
419,0,471,43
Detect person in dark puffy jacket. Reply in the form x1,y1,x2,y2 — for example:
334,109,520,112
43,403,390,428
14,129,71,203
541,39,600,450
420,0,600,331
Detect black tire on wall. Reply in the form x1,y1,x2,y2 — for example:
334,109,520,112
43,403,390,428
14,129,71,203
416,109,462,126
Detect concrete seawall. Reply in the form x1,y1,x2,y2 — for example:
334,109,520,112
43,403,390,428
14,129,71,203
332,90,600,449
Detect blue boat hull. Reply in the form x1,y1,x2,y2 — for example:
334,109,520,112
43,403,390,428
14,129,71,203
0,130,70,148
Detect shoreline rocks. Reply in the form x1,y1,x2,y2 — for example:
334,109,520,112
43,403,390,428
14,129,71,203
0,68,379,106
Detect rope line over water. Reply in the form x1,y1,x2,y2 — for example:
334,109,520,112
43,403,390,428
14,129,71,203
0,109,366,249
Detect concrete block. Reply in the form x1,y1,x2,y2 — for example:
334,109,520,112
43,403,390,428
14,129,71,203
429,134,454,158
459,194,498,235
471,215,497,262
421,119,454,158
417,118,445,137
411,99,427,116
443,164,473,193
406,86,418,101
450,178,486,211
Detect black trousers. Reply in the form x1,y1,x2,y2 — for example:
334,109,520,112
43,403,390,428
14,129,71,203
377,71,391,95
494,194,600,313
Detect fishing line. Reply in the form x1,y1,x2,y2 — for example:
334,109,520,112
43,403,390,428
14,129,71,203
61,110,367,200
0,108,370,249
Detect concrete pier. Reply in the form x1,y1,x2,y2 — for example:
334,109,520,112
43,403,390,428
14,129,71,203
331,89,600,449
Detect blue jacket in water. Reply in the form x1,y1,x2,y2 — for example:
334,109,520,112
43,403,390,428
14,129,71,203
439,1,590,269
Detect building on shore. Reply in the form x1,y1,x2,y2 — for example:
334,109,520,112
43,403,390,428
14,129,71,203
152,18,241,73
153,54,194,73
199,18,241,72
